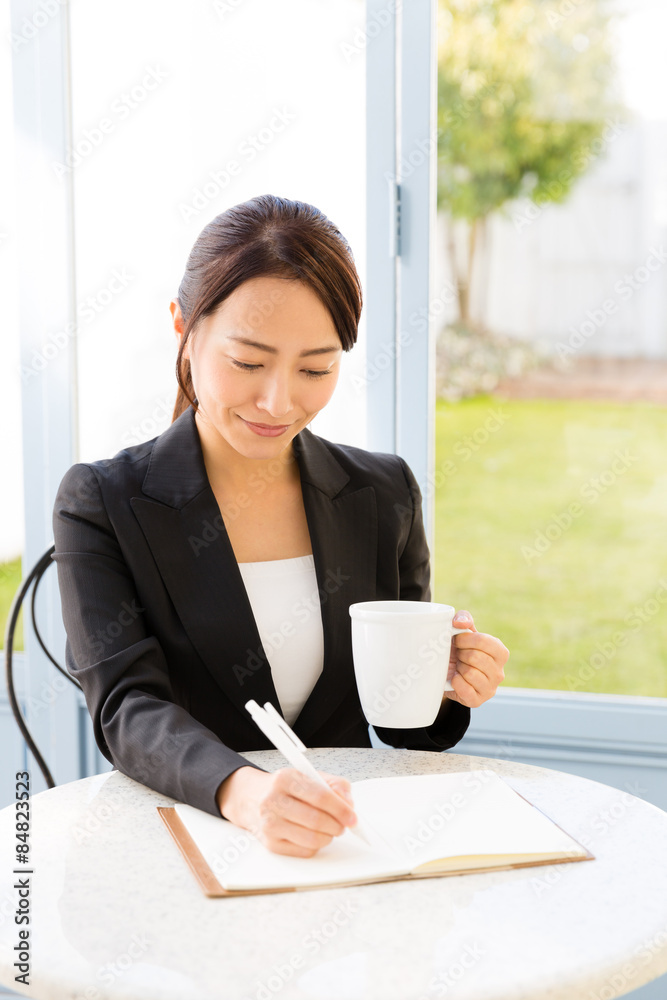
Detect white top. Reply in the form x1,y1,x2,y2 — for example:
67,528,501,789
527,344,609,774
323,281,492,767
237,553,324,725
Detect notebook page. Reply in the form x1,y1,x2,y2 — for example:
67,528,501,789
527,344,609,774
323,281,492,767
349,770,585,870
173,803,408,891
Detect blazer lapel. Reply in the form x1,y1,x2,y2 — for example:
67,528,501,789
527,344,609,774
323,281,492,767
289,429,378,742
129,408,378,741
130,408,280,714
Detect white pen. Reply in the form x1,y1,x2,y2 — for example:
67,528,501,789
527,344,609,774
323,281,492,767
245,699,392,854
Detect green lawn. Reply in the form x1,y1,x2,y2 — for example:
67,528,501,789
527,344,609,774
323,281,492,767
3,398,667,697
433,397,667,697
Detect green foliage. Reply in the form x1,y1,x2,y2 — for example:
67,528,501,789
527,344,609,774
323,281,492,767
437,0,623,221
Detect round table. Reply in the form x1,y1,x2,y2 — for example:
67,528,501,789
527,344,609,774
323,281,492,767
1,749,666,1000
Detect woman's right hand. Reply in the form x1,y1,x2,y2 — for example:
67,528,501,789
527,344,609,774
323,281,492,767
216,765,358,857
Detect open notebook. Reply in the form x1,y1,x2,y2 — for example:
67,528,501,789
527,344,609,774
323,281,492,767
158,769,593,897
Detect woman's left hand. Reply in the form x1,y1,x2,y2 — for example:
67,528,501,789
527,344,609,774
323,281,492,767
446,611,509,708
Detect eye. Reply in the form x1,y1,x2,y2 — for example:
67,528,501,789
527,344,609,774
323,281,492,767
231,359,261,372
231,358,333,378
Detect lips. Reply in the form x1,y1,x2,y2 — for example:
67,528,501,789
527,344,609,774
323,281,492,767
240,417,291,437
247,421,288,429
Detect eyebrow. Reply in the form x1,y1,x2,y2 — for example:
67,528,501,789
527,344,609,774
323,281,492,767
226,335,341,357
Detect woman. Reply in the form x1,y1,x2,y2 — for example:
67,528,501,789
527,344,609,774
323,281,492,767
53,194,508,858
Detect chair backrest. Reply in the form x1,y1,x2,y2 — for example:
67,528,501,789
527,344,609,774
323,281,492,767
3,544,81,788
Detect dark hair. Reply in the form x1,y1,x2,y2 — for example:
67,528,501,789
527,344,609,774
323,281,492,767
172,194,363,421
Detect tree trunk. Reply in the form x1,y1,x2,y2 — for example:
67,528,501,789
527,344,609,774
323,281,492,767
445,216,487,328
459,281,470,326
446,224,464,322
469,215,490,329
463,218,479,327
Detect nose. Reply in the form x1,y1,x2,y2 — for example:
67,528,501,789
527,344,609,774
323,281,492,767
256,372,294,420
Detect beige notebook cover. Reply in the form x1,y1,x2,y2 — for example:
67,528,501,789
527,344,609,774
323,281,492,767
159,769,594,898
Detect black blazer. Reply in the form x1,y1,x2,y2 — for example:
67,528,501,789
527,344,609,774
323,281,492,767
52,405,470,816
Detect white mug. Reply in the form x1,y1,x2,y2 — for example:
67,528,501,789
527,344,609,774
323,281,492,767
348,601,470,728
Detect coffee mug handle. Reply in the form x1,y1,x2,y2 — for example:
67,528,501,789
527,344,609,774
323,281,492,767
444,626,472,692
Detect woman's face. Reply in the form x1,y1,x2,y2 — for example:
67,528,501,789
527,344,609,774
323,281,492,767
171,276,343,461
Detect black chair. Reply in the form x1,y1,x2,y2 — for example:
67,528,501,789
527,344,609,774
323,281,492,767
3,544,81,788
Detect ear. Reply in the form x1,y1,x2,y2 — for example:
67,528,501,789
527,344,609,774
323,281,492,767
170,299,189,359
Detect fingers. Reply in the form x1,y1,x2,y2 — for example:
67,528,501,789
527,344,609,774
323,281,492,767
449,656,501,707
453,609,477,631
454,630,503,654
449,668,488,708
266,837,328,858
256,804,338,856
324,780,357,820
320,771,355,806
256,769,357,857
457,645,506,676
454,634,509,681
448,630,509,708
284,770,357,827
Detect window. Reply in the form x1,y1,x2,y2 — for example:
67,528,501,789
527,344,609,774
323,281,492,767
434,0,667,698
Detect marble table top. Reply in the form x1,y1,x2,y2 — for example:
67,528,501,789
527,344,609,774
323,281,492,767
0,748,666,1000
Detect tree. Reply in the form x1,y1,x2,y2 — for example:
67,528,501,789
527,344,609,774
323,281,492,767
437,0,623,327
